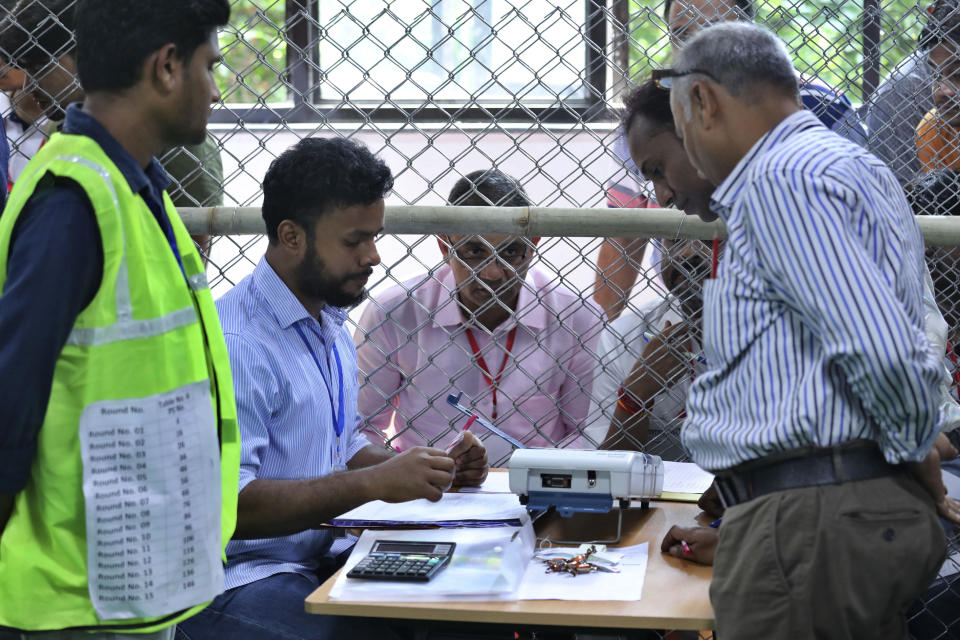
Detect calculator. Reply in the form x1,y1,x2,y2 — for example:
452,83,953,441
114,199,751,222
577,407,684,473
346,540,456,582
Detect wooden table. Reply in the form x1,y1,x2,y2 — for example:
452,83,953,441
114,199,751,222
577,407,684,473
305,500,714,631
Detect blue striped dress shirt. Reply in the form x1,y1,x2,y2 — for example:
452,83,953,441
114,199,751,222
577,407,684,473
217,256,370,590
683,110,944,471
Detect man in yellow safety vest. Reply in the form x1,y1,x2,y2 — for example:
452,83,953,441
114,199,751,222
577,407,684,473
0,1,238,637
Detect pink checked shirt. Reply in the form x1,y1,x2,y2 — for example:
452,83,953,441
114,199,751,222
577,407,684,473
355,265,603,464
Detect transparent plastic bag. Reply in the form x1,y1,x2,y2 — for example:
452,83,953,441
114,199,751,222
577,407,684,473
329,516,535,602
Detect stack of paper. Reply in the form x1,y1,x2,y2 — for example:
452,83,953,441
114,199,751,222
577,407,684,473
660,461,714,502
330,492,526,528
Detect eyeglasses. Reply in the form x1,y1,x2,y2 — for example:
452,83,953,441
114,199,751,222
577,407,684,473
652,67,721,90
451,239,531,270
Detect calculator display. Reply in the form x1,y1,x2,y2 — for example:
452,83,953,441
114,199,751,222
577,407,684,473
375,542,440,554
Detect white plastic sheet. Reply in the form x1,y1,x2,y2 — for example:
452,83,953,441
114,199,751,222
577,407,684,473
329,517,535,601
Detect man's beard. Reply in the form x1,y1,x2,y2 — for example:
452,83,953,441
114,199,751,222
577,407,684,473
295,244,370,309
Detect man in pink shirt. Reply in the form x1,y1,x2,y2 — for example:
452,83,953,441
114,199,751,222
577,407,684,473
355,170,603,464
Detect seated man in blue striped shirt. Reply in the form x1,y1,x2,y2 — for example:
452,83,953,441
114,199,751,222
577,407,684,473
177,137,488,640
664,22,951,639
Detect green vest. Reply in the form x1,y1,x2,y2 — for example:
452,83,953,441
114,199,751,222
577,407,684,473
0,133,240,632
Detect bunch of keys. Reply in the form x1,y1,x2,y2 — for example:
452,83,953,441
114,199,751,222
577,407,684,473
540,545,619,577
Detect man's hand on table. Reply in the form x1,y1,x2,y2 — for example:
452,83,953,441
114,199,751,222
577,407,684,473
367,447,456,503
447,430,489,487
661,525,718,566
697,482,725,519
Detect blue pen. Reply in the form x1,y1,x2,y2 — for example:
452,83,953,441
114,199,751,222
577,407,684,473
642,331,707,365
710,518,722,528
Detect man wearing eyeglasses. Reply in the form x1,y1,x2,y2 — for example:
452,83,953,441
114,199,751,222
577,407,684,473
666,22,951,638
594,0,866,322
356,170,603,463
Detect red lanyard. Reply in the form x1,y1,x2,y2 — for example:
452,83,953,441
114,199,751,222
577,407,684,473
464,326,517,420
948,342,960,391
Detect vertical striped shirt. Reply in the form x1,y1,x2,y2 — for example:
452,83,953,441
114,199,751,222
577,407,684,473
683,110,943,471
217,256,370,590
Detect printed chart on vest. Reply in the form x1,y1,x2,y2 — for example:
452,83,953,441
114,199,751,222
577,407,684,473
78,380,223,620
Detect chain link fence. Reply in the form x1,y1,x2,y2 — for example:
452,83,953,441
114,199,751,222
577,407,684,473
3,0,960,636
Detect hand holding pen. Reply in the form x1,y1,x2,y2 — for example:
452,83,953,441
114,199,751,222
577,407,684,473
661,525,718,566
632,321,697,388
446,429,488,487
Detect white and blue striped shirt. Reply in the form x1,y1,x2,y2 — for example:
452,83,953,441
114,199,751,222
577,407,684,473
683,110,943,471
217,257,370,590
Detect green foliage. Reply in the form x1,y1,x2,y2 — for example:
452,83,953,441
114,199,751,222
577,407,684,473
626,0,926,104
220,1,289,104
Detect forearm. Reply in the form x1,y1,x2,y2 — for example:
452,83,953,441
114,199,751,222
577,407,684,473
602,410,651,450
594,237,645,320
347,443,395,469
234,470,377,539
601,375,659,450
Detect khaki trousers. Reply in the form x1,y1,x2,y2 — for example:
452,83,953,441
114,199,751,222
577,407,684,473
710,473,946,639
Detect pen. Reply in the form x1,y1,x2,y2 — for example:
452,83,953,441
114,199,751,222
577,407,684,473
446,392,527,449
681,540,692,556
642,332,707,365
710,518,722,528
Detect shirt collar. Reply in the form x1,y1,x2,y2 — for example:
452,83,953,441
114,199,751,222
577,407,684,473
62,103,170,198
431,263,548,331
710,110,822,217
252,256,348,330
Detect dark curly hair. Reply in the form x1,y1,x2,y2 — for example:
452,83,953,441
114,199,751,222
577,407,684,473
908,170,960,216
621,80,675,139
0,0,75,71
920,0,960,50
662,0,754,25
448,169,531,207
262,137,394,242
75,0,229,93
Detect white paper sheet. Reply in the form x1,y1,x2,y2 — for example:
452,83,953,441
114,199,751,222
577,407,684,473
332,491,525,525
458,470,512,494
662,461,714,495
79,380,223,620
516,542,649,601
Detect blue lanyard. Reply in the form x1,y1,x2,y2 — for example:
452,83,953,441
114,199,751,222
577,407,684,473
293,323,345,440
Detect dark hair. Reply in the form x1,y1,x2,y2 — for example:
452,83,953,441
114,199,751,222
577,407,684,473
662,0,754,25
262,137,394,242
0,0,76,71
908,170,960,216
448,169,531,207
920,0,960,50
74,0,229,93
621,80,675,138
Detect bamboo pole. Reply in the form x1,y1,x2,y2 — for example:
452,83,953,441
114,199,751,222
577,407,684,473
177,205,960,246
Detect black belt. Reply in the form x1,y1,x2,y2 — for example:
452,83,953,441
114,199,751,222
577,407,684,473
714,441,901,509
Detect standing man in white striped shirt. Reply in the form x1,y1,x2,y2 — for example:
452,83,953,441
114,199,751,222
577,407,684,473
664,22,950,638
177,137,488,640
